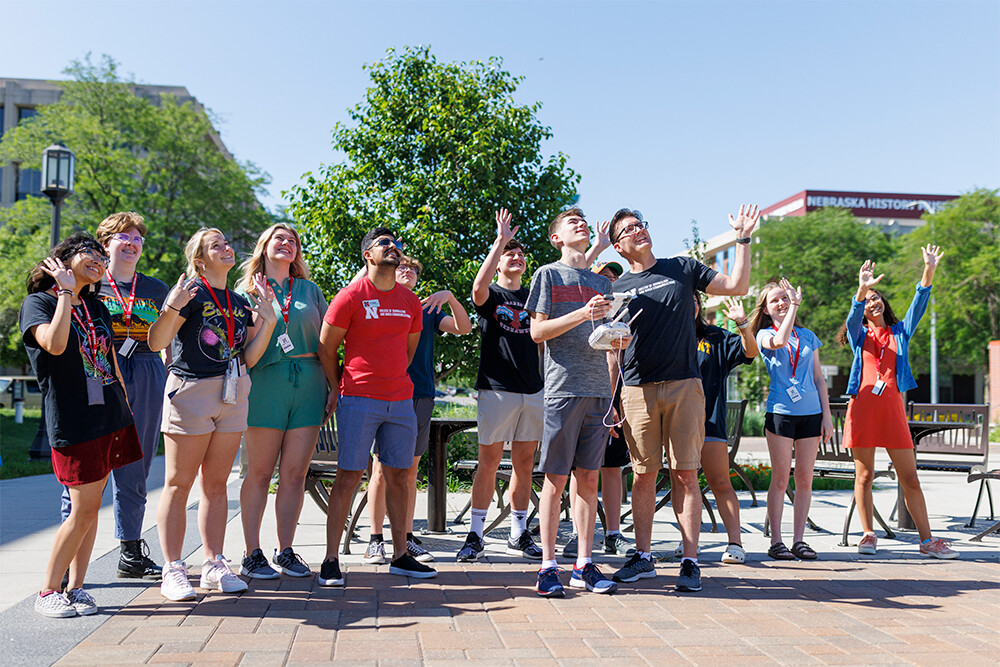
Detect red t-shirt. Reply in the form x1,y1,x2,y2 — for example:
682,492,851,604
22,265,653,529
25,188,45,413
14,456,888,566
324,278,422,401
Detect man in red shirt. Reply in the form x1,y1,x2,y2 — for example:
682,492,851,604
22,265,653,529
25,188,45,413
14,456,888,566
316,227,436,586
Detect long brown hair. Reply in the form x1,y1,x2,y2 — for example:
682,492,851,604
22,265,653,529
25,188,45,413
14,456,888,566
836,289,899,346
238,223,310,294
750,281,800,334
26,232,107,297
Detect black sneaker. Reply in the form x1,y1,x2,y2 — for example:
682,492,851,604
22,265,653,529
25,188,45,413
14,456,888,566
675,559,702,592
118,539,162,580
562,533,579,559
241,548,279,579
506,532,543,560
603,532,636,556
272,547,312,577
389,554,437,579
456,532,485,562
318,558,344,587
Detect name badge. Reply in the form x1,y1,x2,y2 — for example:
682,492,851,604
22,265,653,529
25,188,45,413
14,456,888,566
277,332,295,353
785,385,802,403
86,376,105,406
872,379,887,396
223,358,239,405
119,337,138,359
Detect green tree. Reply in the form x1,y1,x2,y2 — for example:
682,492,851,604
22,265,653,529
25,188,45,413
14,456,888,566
0,55,272,369
286,46,580,382
886,188,999,374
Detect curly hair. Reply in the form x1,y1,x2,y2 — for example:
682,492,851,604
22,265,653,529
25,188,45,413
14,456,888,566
26,232,108,296
835,289,899,346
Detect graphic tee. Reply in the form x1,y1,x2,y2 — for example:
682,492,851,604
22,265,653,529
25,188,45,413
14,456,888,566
99,272,169,356
168,284,252,379
408,307,447,399
19,292,133,448
697,325,754,440
525,262,613,398
474,284,542,394
755,326,823,416
613,257,717,385
324,277,423,401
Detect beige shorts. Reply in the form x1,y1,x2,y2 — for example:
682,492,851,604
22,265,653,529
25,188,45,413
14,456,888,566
621,378,705,473
476,389,544,445
161,372,251,436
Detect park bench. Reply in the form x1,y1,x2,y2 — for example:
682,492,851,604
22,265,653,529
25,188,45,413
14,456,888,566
967,467,1000,542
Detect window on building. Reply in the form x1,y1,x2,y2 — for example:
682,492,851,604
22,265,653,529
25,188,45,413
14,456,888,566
15,108,42,200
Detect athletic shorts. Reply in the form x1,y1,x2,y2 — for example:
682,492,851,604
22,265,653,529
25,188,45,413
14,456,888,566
336,394,417,471
412,396,435,458
161,372,251,436
539,396,611,475
765,412,822,440
477,389,543,445
603,428,632,468
621,378,705,473
247,358,327,430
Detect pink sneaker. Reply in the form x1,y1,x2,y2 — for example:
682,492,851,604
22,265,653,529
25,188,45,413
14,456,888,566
919,538,959,559
858,533,877,556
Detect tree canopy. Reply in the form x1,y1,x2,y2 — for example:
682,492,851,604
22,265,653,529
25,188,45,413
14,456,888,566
0,55,273,368
286,46,580,382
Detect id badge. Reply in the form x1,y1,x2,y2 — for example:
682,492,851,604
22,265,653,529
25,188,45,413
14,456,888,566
872,379,887,396
119,337,138,359
785,385,802,403
222,358,239,405
277,332,295,353
86,376,105,405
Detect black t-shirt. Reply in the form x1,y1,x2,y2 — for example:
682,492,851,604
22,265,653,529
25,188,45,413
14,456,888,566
698,325,753,440
98,272,170,356
613,256,717,385
474,283,542,394
168,284,252,379
19,292,134,448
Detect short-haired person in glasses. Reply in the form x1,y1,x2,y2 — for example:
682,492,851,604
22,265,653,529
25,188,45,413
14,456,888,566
20,232,142,617
317,227,435,586
609,205,759,593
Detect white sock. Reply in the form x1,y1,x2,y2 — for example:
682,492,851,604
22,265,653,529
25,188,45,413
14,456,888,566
607,529,621,536
575,556,592,569
682,556,699,566
637,550,652,561
542,559,558,570
510,510,527,541
470,508,487,538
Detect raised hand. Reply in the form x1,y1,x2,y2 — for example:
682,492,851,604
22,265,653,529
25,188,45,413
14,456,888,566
722,297,748,324
41,257,76,292
779,277,802,306
247,273,277,324
728,203,761,237
922,244,944,268
421,290,452,314
165,273,199,311
594,220,612,251
858,259,884,290
495,208,519,244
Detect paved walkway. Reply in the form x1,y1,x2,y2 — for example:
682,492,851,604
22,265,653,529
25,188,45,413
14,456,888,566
1,442,998,665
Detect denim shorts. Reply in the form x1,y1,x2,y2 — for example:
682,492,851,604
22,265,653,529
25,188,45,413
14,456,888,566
336,394,417,471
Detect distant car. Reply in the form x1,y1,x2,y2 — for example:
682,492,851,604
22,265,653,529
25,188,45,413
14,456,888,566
1,376,42,410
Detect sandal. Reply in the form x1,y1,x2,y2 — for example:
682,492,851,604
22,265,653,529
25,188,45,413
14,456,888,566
790,541,818,560
767,542,796,561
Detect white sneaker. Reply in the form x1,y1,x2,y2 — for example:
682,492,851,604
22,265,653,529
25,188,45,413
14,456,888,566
35,591,76,618
721,544,746,564
673,544,701,558
161,561,196,601
200,555,248,593
66,587,98,615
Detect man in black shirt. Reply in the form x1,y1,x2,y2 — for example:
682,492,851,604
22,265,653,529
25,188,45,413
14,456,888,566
609,205,759,593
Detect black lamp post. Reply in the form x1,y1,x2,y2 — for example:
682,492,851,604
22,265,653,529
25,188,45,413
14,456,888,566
41,143,75,248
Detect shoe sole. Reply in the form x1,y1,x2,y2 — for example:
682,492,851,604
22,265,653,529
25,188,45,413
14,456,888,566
413,554,435,563
116,570,163,580
505,547,542,560
35,605,77,618
857,548,877,556
363,556,388,565
722,551,746,564
675,583,703,592
275,566,313,577
240,567,280,580
200,579,248,593
317,575,345,587
569,578,618,594
456,551,483,562
388,566,437,578
922,551,959,559
160,589,197,601
613,570,656,583
537,586,565,598
74,605,99,616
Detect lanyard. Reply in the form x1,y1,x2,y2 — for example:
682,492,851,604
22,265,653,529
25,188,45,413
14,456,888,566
868,327,891,378
200,277,235,351
70,299,100,365
105,270,137,328
275,276,293,327
773,325,801,376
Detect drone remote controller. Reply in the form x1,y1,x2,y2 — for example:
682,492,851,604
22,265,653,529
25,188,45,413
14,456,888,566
589,306,642,350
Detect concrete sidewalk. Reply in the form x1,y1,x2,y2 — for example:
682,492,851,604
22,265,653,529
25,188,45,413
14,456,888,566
1,447,998,665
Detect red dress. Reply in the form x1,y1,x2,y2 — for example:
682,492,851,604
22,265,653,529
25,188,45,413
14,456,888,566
843,326,912,449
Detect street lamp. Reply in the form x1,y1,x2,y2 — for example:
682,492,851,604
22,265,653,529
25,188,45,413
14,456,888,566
40,143,75,248
906,200,939,404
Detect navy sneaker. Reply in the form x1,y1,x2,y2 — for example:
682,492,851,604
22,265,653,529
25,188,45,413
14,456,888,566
536,566,565,598
675,559,702,592
456,532,485,562
612,553,656,583
506,532,542,560
569,562,618,594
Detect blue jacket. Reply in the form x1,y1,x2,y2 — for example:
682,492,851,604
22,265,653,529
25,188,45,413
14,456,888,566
845,282,931,395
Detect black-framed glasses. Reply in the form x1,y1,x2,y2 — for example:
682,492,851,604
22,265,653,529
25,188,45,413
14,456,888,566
613,220,649,242
368,238,405,251
78,248,110,267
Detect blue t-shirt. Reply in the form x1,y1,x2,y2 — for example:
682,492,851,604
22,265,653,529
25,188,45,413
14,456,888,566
408,307,447,399
755,326,823,416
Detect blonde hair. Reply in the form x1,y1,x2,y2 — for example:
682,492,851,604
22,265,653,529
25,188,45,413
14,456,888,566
750,281,800,334
397,254,422,276
185,227,225,277
237,223,310,294
95,212,147,246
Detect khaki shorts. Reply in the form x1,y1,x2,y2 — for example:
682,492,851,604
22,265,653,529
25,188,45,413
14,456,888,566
476,390,543,445
621,378,705,473
161,372,251,436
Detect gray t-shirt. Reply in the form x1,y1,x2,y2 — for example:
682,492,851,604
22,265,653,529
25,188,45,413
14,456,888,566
525,261,613,399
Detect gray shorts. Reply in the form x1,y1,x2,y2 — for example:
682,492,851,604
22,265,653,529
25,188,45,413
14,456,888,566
413,397,435,458
539,396,611,475
336,394,417,471
477,389,543,445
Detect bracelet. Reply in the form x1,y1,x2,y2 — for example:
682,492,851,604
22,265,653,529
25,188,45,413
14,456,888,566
57,289,73,296
736,237,752,245
736,320,749,329
166,304,181,313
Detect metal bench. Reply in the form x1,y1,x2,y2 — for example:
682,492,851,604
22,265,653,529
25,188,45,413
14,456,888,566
967,467,1000,541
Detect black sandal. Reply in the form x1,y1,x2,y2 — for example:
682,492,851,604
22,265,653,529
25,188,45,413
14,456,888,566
767,542,796,561
790,541,818,560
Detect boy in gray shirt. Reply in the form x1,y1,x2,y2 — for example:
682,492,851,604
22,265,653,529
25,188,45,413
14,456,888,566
525,207,629,597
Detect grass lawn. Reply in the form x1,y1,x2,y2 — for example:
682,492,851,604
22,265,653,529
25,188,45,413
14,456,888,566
0,408,54,480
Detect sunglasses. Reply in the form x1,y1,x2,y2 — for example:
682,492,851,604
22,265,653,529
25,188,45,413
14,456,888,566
112,232,145,246
368,238,405,251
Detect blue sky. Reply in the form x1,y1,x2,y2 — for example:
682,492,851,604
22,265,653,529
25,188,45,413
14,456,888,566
2,0,998,256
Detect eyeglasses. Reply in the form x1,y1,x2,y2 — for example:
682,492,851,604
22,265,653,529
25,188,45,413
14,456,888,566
78,248,110,267
112,232,145,246
396,265,419,275
368,238,405,251
613,220,649,242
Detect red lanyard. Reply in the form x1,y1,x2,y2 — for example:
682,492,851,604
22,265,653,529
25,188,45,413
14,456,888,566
869,328,891,378
773,325,801,376
70,299,100,364
276,276,293,326
200,277,235,350
105,270,137,328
